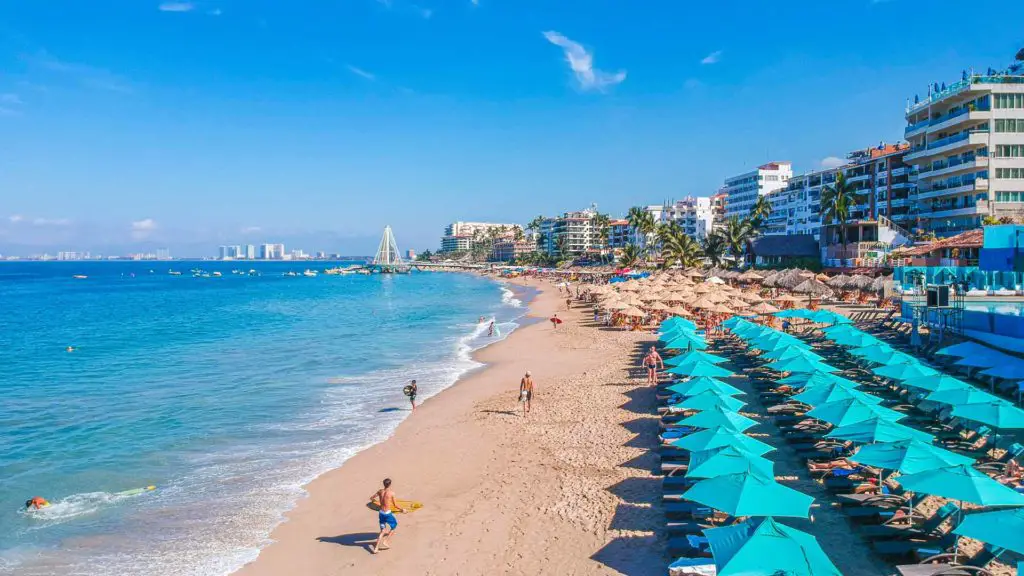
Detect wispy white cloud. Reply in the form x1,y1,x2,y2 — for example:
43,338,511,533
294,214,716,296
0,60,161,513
701,50,722,65
346,65,376,81
24,51,134,94
820,156,846,169
240,226,262,234
32,217,72,226
158,1,195,12
8,215,24,223
131,218,158,239
542,31,626,92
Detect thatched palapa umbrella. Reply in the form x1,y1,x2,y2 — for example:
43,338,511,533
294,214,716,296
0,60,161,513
827,274,852,289
793,278,835,299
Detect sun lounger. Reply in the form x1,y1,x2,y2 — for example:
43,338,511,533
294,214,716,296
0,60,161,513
663,501,717,520
872,536,956,559
860,503,959,540
894,545,1005,576
667,534,713,559
667,557,717,576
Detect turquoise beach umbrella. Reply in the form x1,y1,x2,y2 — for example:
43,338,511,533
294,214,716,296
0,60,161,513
900,374,971,393
822,324,861,336
898,464,1024,507
667,361,734,378
665,350,727,366
850,440,975,475
760,346,826,362
954,508,1024,555
667,376,745,398
773,309,810,319
686,445,774,479
779,372,857,389
924,387,1002,406
660,327,699,343
684,470,814,518
873,362,939,381
766,356,837,374
732,324,774,340
661,317,697,331
751,334,811,352
664,334,708,351
676,390,747,412
830,331,883,348
793,383,879,407
807,397,905,427
951,402,1024,430
721,316,747,330
676,405,758,432
705,517,842,576
671,426,775,456
848,343,898,362
825,418,935,443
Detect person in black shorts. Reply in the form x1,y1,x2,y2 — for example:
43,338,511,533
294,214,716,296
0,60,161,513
408,379,417,411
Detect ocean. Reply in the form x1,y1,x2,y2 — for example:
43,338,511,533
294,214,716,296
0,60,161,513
0,261,532,575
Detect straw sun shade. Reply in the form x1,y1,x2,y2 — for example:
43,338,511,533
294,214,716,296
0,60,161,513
792,279,835,298
619,307,646,318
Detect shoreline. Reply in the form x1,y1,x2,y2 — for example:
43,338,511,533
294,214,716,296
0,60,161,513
234,276,664,575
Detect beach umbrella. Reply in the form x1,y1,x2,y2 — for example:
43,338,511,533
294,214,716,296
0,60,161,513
667,360,734,378
979,361,1024,380
898,464,1024,507
900,374,972,393
825,418,935,443
807,397,905,427
827,274,852,289
829,331,883,348
736,291,764,303
750,333,812,352
664,334,709,351
848,343,896,360
779,372,859,390
924,387,1002,406
705,517,842,576
685,470,814,518
850,440,975,475
736,270,764,283
807,310,852,325
645,301,670,311
687,445,774,479
706,276,726,284
676,390,747,412
849,275,874,291
671,426,775,456
873,362,939,381
662,316,698,331
766,356,838,374
619,306,646,318
774,309,813,319
951,402,1024,430
665,350,727,367
793,278,835,299
660,325,698,340
667,376,745,398
675,405,758,432
748,301,780,315
935,341,987,358
773,294,802,303
870,275,890,293
953,508,1024,555
602,300,630,311
793,382,880,407
760,346,825,363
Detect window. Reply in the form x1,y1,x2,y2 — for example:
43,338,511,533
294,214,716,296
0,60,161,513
995,94,1024,109
995,191,1024,202
996,168,1024,179
995,145,1024,158
995,119,1024,132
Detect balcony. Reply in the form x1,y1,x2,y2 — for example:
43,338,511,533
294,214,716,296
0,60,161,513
906,75,1024,115
905,131,988,162
922,202,987,219
909,257,979,267
927,109,990,134
905,119,929,138
918,156,988,181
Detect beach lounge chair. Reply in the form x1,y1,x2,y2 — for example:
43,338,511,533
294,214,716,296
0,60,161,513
663,501,717,521
667,534,713,559
838,493,926,520
894,545,1005,576
860,502,959,540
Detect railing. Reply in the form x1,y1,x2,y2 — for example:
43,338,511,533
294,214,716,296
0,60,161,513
906,75,1021,114
929,105,990,127
878,214,912,239
905,119,929,135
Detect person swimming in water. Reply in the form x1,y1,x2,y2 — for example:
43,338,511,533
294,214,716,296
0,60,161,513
488,321,495,337
25,496,49,510
66,346,75,353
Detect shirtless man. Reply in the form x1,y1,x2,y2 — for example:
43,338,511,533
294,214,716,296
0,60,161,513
370,478,406,554
642,346,664,384
519,371,535,416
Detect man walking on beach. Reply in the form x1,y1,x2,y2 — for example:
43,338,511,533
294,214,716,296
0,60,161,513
642,346,664,384
370,478,405,554
519,371,535,416
407,380,417,411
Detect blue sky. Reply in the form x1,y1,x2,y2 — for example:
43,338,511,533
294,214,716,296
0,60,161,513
1,0,1023,255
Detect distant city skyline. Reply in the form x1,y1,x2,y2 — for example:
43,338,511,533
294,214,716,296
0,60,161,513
2,1,1024,254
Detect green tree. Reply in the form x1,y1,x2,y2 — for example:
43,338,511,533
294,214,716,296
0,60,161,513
619,243,643,268
722,217,755,268
821,171,856,247
658,223,703,269
627,206,656,254
526,215,545,233
701,233,727,268
750,195,773,232
416,249,433,262
591,212,611,263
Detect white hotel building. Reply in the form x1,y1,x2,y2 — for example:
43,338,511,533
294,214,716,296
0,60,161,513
645,197,715,240
723,162,792,219
904,71,1024,236
440,221,522,253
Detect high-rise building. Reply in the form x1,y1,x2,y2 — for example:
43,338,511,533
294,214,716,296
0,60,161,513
259,243,284,260
539,208,599,257
245,245,256,259
440,222,523,253
218,245,229,260
607,219,631,249
648,197,715,240
904,68,1024,236
156,248,171,260
723,162,792,219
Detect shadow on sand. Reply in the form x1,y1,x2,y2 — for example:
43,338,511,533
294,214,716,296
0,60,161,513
316,532,379,553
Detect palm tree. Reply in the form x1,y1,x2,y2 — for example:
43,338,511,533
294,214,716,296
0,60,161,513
721,217,754,268
658,224,703,269
526,215,545,233
619,243,643,268
701,232,727,268
591,212,611,263
513,226,525,242
750,195,773,232
627,206,656,253
821,171,856,247
554,234,570,262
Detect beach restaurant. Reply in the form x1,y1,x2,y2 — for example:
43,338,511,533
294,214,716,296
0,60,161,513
893,225,1024,293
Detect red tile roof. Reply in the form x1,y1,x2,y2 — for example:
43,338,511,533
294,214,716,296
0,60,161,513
896,229,984,257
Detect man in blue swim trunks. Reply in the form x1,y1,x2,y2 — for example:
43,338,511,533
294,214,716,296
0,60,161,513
370,478,405,554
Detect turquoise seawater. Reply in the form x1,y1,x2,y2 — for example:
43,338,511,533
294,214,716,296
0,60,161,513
0,262,531,575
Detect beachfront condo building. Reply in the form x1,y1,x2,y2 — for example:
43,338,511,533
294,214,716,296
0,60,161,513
538,208,600,257
904,68,1024,236
439,221,523,253
259,243,285,260
645,197,715,240
723,162,792,219
764,166,835,240
607,219,631,249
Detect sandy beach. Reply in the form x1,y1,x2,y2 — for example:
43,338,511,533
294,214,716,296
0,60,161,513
235,278,666,576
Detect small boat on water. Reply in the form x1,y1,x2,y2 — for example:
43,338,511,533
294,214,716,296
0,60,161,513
168,270,182,276
303,269,318,277
212,271,222,277
284,271,298,277
72,275,88,279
